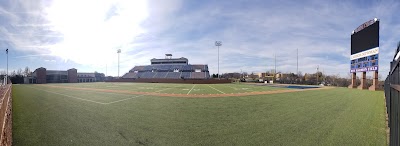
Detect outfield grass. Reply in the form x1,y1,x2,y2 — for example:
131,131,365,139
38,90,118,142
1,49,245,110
45,82,287,95
12,83,387,145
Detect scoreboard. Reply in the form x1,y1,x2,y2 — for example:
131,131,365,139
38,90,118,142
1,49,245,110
350,18,379,73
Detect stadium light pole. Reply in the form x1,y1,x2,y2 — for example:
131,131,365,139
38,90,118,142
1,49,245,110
6,48,8,84
316,65,319,85
106,64,108,77
274,53,276,81
297,48,298,75
117,49,121,78
215,41,222,79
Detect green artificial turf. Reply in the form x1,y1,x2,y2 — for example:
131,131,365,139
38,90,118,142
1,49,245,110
12,84,387,145
45,82,286,95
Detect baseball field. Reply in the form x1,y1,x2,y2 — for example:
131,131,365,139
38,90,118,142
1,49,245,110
12,83,387,145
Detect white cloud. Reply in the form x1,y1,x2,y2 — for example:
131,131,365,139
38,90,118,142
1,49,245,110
125,0,400,78
44,59,56,63
1,0,400,78
44,0,149,65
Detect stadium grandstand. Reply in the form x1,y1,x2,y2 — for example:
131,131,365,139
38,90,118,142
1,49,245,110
122,54,210,79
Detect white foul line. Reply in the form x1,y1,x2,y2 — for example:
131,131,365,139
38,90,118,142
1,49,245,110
63,88,131,96
27,86,144,105
155,88,171,93
227,86,238,90
105,95,145,104
207,85,225,94
27,86,107,104
187,84,196,95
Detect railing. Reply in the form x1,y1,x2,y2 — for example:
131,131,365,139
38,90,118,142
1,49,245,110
0,81,12,146
384,42,400,146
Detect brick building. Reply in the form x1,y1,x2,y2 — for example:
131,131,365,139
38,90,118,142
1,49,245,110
25,67,104,84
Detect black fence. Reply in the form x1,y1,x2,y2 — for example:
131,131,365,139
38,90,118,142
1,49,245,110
385,42,400,146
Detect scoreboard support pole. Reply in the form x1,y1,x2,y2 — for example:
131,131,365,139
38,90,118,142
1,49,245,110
348,72,357,88
369,71,379,91
358,72,368,89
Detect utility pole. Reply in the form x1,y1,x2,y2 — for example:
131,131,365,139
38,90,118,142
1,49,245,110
297,48,298,75
316,65,319,85
6,48,8,84
323,69,325,84
215,41,222,79
117,49,121,78
274,53,277,81
240,69,242,78
240,69,243,84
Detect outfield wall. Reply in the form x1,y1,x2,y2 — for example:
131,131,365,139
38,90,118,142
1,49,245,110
106,78,232,84
0,83,12,146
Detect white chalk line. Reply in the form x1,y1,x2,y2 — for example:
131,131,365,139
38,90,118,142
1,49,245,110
227,86,238,90
63,88,132,97
155,88,171,93
105,95,145,104
27,86,143,105
27,86,107,104
187,84,196,95
207,85,226,94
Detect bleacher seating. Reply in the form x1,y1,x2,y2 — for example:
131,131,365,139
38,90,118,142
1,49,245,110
129,66,145,72
156,65,171,71
166,72,181,78
142,72,156,78
181,72,191,78
182,65,192,71
153,72,168,78
171,65,183,70
136,72,146,78
123,64,209,79
143,66,154,71
122,72,137,78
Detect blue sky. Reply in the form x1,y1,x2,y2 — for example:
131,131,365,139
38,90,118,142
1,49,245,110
0,0,399,78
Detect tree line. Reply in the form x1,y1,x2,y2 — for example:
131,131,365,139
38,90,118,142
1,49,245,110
0,67,32,84
212,71,384,88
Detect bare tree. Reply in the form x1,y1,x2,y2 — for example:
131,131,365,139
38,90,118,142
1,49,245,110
242,72,248,78
347,73,352,79
24,67,31,76
16,68,23,76
11,71,16,76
